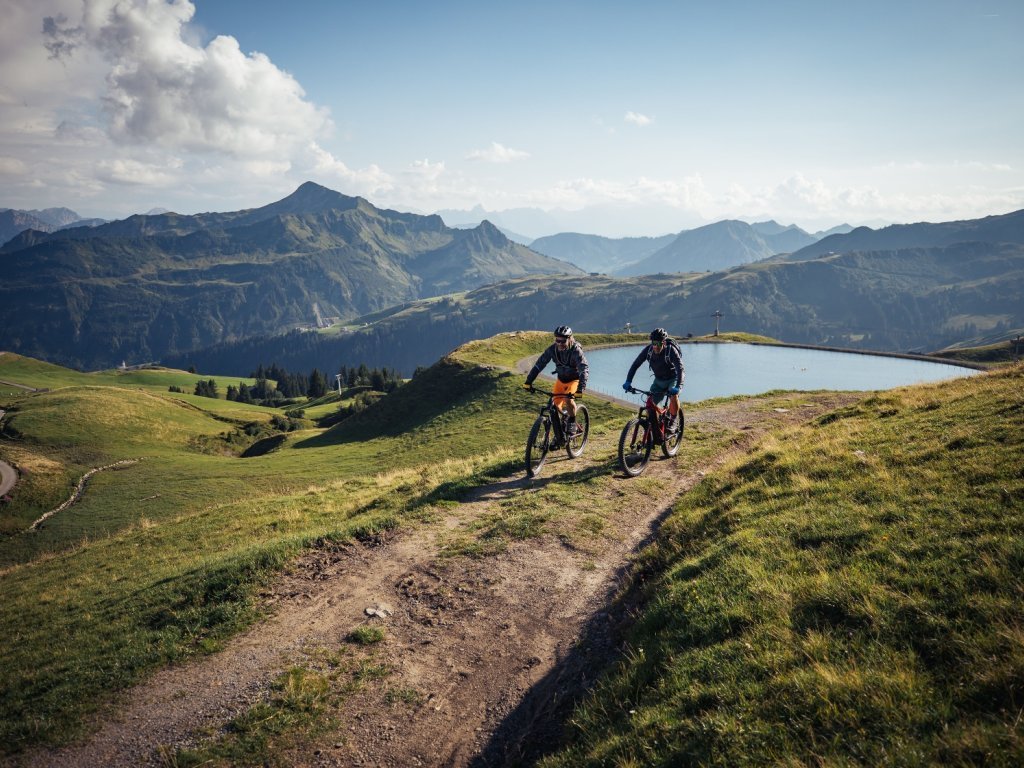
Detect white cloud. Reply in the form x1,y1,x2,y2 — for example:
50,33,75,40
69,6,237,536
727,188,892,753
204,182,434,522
466,142,530,163
0,156,27,176
624,111,652,127
307,143,393,196
62,0,333,157
95,156,182,186
0,0,380,215
704,172,1024,230
406,158,446,182
533,174,709,212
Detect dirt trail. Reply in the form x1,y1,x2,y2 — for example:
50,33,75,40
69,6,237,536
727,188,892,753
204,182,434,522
20,392,863,768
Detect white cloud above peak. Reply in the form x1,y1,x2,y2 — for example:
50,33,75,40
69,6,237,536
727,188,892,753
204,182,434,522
47,0,332,157
466,142,530,163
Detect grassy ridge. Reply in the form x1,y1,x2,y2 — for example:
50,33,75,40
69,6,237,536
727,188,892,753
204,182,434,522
540,363,1024,767
931,338,1022,367
0,352,265,392
0,335,624,754
3,339,1021,763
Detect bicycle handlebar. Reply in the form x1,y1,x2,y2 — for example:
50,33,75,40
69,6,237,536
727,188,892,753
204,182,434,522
525,387,579,399
625,386,654,397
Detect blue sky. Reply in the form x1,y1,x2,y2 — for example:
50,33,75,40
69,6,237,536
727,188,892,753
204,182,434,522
1,0,1021,236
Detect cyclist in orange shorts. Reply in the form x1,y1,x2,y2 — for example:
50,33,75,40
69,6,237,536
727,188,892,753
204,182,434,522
523,325,589,435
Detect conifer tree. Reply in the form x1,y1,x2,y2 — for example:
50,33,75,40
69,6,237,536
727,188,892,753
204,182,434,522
308,368,328,398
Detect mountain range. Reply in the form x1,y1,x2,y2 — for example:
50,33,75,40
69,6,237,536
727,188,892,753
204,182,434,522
165,210,1024,376
0,207,106,246
0,182,580,370
783,209,1024,260
436,202,705,241
528,221,856,274
614,219,819,275
3,181,1022,375
527,232,677,273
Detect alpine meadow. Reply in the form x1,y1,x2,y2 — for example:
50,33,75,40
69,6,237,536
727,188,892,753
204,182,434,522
2,3,1024,763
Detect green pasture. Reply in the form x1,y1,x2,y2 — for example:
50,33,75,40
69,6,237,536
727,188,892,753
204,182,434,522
0,334,627,754
0,351,268,396
540,363,1024,767
3,336,1022,765
932,337,1023,367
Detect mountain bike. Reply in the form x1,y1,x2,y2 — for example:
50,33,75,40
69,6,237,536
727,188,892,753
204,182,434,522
524,388,590,478
617,386,684,476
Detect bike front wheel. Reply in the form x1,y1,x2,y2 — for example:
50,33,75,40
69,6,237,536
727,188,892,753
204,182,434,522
525,416,551,477
618,417,652,476
661,408,684,457
566,404,590,458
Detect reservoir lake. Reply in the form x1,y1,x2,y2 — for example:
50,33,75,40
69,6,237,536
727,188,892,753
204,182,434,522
580,343,980,403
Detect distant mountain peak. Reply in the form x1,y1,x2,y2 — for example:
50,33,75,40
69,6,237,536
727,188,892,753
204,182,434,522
266,182,362,216
476,219,502,235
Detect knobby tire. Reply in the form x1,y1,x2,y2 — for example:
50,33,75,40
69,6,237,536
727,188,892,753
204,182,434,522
618,417,652,476
566,404,590,458
661,407,684,457
525,416,551,478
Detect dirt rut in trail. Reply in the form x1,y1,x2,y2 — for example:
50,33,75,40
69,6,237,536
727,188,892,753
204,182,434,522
20,393,863,768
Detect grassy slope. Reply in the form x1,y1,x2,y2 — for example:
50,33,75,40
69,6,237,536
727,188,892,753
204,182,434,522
931,338,1023,368
0,336,625,754
539,362,1024,767
2,341,1020,763
0,351,266,392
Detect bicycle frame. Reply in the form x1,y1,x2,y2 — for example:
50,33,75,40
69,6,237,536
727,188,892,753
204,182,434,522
617,385,682,476
627,387,672,442
528,388,576,442
524,387,589,477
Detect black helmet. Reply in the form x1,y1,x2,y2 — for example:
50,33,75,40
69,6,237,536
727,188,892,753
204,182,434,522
650,327,668,342
554,325,573,337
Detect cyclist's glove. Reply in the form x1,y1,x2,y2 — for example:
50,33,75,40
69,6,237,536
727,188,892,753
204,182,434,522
668,385,680,396
622,380,633,392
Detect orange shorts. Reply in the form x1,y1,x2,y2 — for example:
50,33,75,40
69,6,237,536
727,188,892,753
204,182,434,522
553,378,579,411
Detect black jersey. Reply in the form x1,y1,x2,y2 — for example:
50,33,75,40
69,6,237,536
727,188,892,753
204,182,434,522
526,341,589,391
626,340,684,385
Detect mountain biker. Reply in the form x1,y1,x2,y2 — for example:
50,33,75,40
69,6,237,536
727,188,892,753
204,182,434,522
622,328,684,431
523,325,589,435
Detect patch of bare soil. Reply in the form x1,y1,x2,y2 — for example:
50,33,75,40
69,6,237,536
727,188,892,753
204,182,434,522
19,393,863,768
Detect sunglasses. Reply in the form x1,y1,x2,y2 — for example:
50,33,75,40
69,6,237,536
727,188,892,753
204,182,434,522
554,336,569,344
652,341,664,348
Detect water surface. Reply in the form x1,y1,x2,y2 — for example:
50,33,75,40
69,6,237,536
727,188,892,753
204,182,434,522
581,343,978,402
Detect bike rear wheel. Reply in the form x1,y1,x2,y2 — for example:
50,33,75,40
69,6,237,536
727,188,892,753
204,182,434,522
525,416,551,477
618,417,652,476
661,408,684,457
566,404,590,458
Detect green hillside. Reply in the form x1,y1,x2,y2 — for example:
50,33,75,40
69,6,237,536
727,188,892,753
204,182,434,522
786,207,1024,261
1,339,1021,764
0,339,623,753
930,338,1023,367
0,182,580,370
540,362,1024,766
169,238,1024,378
0,351,265,393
